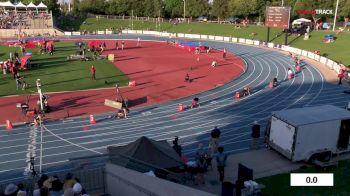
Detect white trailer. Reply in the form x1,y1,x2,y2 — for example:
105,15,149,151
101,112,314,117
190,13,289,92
268,105,350,162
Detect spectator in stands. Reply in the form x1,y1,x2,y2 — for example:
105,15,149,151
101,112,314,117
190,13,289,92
216,146,227,182
73,182,82,195
40,188,49,196
50,177,63,196
63,173,76,191
3,183,17,196
63,188,75,196
16,184,26,196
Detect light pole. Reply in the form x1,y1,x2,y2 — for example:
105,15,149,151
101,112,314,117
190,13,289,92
333,0,340,31
36,79,43,173
183,0,186,22
282,0,284,6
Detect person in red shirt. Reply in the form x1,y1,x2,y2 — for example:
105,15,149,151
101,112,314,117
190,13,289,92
90,66,96,80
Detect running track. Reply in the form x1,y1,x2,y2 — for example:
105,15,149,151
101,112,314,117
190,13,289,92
0,34,349,183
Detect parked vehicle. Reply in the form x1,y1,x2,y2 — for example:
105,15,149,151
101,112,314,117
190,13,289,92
226,16,241,24
268,105,350,162
196,16,208,22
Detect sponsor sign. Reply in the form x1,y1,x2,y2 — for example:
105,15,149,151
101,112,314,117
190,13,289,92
297,9,333,15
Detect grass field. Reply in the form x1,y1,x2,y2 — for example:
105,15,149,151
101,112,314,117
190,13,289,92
256,160,350,195
78,18,350,65
0,42,128,96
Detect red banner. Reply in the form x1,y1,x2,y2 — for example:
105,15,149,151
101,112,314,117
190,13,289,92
265,6,291,29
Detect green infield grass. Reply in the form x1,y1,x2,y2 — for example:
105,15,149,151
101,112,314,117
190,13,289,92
0,42,128,96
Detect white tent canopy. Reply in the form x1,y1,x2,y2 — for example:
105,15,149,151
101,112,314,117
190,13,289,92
26,2,37,9
0,1,15,8
36,2,47,9
15,2,27,9
292,18,312,25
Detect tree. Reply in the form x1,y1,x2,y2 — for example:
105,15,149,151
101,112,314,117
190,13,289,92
228,0,261,18
186,0,209,18
211,0,229,21
164,0,183,18
339,0,350,27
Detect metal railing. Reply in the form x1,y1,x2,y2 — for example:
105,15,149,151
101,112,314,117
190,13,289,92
88,14,164,23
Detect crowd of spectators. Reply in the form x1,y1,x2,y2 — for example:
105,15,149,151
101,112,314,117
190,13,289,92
1,173,90,196
0,10,24,29
0,9,50,29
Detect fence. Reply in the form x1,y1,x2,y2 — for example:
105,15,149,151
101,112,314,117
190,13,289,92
89,14,164,23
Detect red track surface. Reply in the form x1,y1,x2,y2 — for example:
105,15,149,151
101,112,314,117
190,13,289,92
0,40,245,124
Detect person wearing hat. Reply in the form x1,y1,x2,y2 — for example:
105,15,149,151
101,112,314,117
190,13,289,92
251,121,261,149
4,183,17,196
73,183,82,195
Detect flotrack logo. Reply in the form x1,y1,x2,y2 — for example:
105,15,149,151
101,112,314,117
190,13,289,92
297,9,333,15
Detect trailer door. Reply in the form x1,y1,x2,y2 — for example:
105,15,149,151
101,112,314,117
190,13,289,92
269,116,296,159
337,119,350,150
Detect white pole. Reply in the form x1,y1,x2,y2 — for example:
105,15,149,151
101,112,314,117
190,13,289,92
333,0,340,31
36,79,43,174
282,0,284,6
132,9,134,30
39,121,43,173
183,0,186,22
68,0,71,13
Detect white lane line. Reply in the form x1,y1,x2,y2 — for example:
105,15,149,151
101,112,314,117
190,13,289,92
43,125,103,155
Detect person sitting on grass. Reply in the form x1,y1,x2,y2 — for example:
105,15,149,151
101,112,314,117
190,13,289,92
191,97,200,108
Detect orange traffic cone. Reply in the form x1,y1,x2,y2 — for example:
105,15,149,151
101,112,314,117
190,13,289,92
6,120,13,130
296,65,301,72
178,104,184,112
89,115,96,124
268,82,273,89
235,92,240,100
